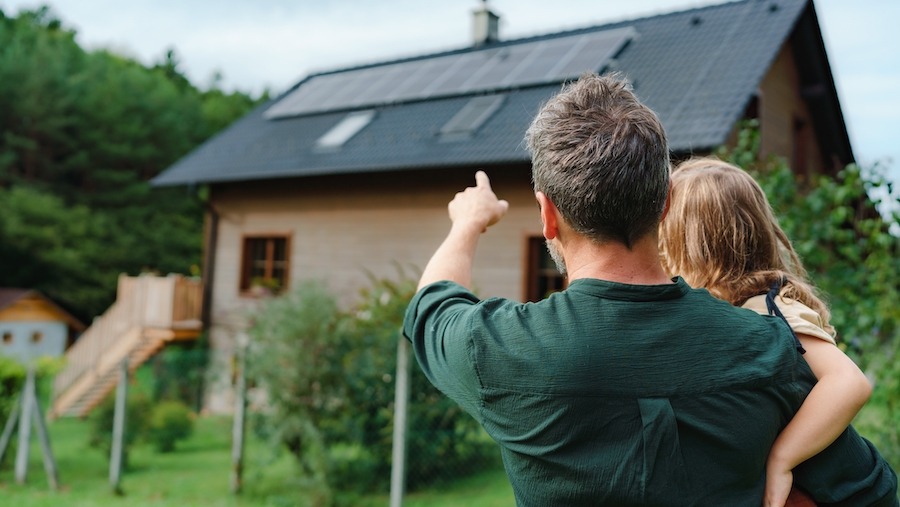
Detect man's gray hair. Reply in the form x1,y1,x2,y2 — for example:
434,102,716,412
525,73,670,248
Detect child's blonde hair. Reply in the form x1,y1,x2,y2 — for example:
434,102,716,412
659,158,830,323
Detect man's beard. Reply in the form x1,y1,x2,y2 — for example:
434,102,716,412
546,239,567,275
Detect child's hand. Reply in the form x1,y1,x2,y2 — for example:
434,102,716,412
763,466,793,507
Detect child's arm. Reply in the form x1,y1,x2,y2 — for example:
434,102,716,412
763,334,872,507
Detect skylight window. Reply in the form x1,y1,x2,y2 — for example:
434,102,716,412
315,110,375,149
440,95,505,140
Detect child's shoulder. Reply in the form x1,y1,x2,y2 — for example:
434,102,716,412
742,293,836,344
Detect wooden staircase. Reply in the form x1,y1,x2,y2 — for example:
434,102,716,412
51,274,203,418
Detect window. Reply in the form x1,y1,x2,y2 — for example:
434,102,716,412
525,236,566,302
792,116,809,177
439,94,505,141
240,235,290,295
31,331,43,344
315,110,375,149
2,331,11,345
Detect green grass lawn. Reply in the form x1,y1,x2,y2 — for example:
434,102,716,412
0,415,514,507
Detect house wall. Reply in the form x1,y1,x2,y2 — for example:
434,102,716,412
721,40,827,177
757,40,826,176
204,166,541,413
0,321,67,363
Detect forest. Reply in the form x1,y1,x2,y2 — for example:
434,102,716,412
0,6,263,322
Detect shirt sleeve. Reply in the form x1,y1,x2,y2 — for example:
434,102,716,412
742,294,836,345
402,281,484,419
794,425,899,506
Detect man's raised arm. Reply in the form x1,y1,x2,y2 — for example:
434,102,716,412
417,171,509,290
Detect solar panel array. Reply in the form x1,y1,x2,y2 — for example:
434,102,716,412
265,26,636,120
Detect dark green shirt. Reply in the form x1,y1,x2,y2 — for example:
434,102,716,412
403,278,898,506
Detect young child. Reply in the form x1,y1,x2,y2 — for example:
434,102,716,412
658,158,872,507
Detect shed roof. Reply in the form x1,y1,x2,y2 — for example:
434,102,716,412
0,288,30,311
154,0,847,187
0,288,86,332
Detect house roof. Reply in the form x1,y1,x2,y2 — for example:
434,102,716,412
153,0,849,187
0,288,30,311
0,288,86,332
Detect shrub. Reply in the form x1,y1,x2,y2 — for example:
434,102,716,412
150,334,209,412
0,355,64,432
147,400,194,452
718,122,900,468
247,280,340,500
0,356,26,424
248,275,500,495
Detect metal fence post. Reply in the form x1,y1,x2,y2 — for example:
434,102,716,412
231,343,248,494
389,336,411,507
15,366,36,484
30,373,59,490
109,359,128,494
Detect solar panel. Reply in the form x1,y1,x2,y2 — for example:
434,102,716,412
427,51,495,97
504,38,576,85
352,64,409,107
385,58,445,102
265,26,635,120
467,44,534,90
553,29,635,79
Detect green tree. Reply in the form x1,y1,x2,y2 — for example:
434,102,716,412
0,185,114,319
0,6,84,186
0,6,261,320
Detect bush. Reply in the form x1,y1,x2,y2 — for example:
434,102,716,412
0,355,64,428
149,334,209,412
0,356,26,424
718,122,900,468
248,275,499,496
147,400,194,452
247,280,340,501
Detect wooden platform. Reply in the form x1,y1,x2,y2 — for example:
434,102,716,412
51,274,203,418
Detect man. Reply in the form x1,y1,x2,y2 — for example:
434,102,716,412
402,74,897,506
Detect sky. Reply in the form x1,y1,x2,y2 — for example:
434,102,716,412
1,0,897,184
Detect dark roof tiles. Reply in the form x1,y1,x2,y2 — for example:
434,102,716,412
154,0,810,186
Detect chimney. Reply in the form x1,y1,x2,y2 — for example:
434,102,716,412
472,0,499,46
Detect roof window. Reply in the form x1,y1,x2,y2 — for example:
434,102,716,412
315,110,375,149
440,95,505,140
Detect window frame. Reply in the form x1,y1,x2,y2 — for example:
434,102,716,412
524,235,567,302
239,234,292,296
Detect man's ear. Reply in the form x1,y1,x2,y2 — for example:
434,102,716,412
535,191,559,240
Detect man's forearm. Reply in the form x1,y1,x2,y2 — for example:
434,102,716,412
417,171,508,290
418,221,483,290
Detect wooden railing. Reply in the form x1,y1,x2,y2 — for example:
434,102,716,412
51,274,203,417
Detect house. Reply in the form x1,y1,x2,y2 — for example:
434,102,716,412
152,0,854,413
0,288,84,364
